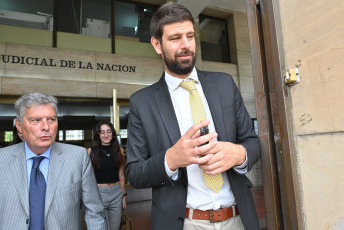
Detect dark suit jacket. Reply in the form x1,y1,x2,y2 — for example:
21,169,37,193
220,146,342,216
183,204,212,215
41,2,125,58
126,69,261,230
0,142,106,230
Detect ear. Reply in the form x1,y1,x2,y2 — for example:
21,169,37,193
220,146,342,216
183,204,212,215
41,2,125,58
15,119,22,133
151,37,162,55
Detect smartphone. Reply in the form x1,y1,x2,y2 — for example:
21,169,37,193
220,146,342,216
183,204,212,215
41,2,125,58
200,126,209,146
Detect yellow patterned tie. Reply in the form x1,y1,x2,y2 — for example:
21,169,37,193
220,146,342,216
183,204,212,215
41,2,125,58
180,79,223,193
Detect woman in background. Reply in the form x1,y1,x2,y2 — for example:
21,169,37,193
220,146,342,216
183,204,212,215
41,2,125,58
87,120,127,230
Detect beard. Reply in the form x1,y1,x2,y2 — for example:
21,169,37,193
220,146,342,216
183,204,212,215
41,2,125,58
161,47,196,76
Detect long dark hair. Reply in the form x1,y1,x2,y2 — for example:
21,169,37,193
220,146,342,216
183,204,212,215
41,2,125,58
91,120,123,170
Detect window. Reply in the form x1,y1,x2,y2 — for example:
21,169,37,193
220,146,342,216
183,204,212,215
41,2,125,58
119,105,129,147
199,15,230,63
57,0,88,34
58,130,84,141
0,0,53,30
4,131,13,142
81,0,111,37
55,0,155,42
114,1,155,43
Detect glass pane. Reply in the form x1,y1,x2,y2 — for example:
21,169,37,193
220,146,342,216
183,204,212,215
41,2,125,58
199,15,230,63
58,130,84,141
4,131,13,142
114,1,155,43
136,6,155,43
119,105,129,148
81,0,111,37
0,0,53,30
114,1,137,38
57,0,111,36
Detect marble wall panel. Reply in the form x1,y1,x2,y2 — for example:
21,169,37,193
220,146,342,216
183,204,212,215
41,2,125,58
297,134,344,230
95,53,164,85
3,43,96,82
0,42,5,77
1,77,97,98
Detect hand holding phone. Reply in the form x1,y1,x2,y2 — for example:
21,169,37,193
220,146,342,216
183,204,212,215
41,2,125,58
200,126,209,146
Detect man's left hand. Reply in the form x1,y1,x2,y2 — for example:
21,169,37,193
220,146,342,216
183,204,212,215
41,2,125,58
199,142,246,175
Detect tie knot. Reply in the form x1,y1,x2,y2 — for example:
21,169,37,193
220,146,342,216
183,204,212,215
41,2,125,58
180,79,197,92
32,156,45,169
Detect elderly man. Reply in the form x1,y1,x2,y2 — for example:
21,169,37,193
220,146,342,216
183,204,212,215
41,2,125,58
0,92,107,230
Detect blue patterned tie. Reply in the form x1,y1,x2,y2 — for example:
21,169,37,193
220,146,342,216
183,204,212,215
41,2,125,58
29,156,46,230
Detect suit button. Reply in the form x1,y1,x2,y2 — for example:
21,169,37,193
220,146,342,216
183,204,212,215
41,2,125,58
26,219,29,224
178,217,184,222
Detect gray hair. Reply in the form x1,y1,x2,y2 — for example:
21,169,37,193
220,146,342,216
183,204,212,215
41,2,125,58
15,92,58,122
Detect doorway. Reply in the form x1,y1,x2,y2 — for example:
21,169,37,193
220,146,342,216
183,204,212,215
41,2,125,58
246,0,299,229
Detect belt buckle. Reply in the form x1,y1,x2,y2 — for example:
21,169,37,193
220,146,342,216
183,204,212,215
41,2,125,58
209,210,221,223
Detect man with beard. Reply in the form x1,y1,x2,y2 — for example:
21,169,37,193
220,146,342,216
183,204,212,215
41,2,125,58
125,2,261,230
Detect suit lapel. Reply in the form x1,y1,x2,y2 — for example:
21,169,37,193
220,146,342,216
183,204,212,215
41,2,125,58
45,143,64,217
198,70,227,141
10,143,30,216
154,75,187,177
154,75,181,145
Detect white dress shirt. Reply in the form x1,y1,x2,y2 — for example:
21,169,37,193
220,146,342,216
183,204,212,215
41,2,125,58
164,68,247,211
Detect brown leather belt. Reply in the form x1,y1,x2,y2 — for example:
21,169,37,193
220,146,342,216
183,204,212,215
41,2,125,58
185,206,239,223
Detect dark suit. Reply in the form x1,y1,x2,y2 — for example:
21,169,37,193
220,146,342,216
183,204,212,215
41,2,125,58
126,69,261,230
0,142,107,230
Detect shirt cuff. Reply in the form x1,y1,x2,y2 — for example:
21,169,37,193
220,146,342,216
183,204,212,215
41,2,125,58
233,147,248,174
164,150,179,180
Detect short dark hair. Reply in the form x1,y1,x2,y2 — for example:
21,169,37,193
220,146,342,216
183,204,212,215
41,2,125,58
150,2,194,41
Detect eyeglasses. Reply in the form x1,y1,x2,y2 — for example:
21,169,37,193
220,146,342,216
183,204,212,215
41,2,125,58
99,130,112,135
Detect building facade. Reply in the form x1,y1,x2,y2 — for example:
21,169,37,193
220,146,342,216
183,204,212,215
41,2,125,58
0,0,267,228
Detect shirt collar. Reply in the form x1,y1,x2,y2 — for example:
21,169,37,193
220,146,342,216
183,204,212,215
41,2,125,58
25,141,52,160
164,67,199,92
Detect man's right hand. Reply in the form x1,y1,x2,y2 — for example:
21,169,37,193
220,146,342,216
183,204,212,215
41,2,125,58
166,120,218,171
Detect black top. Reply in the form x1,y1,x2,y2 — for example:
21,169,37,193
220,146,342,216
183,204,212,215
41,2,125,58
92,145,119,184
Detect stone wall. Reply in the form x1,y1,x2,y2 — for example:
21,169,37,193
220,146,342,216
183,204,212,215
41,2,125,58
278,0,344,229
